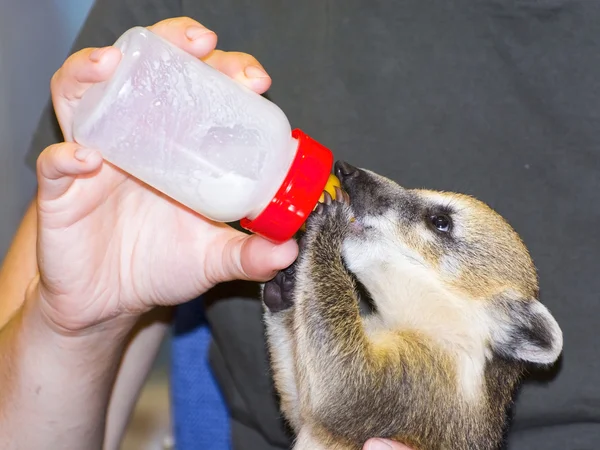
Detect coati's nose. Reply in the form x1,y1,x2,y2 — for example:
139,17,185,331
334,160,359,181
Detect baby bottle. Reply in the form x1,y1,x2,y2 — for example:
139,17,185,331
72,26,337,243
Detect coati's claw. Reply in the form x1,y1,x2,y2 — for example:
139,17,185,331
322,191,333,205
263,264,297,313
334,186,351,205
314,202,324,215
334,186,343,203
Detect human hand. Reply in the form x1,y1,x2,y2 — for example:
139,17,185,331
363,438,413,450
34,17,298,334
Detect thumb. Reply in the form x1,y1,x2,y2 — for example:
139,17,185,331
209,228,299,284
364,438,413,450
36,143,103,202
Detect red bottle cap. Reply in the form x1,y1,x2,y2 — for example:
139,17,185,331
240,129,333,243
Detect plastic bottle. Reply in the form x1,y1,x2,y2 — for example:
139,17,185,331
72,26,336,243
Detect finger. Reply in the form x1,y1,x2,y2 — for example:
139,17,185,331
51,47,122,104
148,18,271,93
51,46,122,139
148,16,218,59
208,229,299,284
204,50,272,94
364,438,413,450
36,143,103,202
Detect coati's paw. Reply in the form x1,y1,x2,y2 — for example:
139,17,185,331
263,262,297,313
304,188,353,245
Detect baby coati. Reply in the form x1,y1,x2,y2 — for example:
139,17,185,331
262,161,563,450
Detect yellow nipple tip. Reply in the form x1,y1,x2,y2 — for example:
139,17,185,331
318,174,341,203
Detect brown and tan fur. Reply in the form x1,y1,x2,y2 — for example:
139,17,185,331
262,161,563,450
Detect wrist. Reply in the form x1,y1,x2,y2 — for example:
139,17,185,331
28,275,138,343
23,276,136,353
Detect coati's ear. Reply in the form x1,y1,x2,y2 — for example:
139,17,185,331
490,296,563,365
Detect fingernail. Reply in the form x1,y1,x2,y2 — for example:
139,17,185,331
244,65,269,79
367,439,394,450
89,47,109,62
74,148,93,162
185,26,214,40
272,240,299,266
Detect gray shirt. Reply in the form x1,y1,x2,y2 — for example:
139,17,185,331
28,1,599,448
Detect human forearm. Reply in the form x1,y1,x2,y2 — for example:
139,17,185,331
104,307,172,450
0,284,133,450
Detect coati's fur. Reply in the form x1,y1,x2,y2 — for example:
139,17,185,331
262,161,563,450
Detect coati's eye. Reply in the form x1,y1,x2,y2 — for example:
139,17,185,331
430,214,452,233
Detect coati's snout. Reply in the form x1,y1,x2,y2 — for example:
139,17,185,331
334,160,414,221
